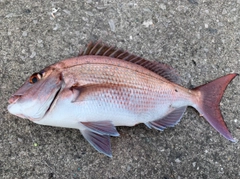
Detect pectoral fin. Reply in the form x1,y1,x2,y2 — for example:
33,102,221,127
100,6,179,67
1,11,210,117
81,121,119,136
81,129,113,157
71,84,117,103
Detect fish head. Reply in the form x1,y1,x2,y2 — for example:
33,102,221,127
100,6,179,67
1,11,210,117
7,67,63,121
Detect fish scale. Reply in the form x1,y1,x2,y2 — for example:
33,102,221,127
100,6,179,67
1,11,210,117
7,42,237,157
65,63,177,113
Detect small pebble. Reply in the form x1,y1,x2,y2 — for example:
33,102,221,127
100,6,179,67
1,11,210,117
22,31,28,37
175,158,181,163
30,51,36,58
108,19,116,32
143,20,153,27
160,4,166,10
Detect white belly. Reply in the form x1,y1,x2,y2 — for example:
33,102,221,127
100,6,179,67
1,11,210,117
35,96,173,129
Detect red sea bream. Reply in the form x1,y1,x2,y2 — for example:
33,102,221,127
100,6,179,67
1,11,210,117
7,42,237,157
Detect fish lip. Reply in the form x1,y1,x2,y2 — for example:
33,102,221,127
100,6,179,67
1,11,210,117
8,95,21,104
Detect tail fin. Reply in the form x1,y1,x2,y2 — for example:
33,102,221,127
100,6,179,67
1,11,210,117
193,73,238,142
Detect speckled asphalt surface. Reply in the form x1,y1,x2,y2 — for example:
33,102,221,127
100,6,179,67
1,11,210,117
1,1,240,178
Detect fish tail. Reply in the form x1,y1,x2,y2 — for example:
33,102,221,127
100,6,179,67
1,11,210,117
192,73,238,142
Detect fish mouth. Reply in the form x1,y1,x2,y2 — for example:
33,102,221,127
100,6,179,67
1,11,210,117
8,95,21,104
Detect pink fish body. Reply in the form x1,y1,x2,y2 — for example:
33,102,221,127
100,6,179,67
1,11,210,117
8,42,237,157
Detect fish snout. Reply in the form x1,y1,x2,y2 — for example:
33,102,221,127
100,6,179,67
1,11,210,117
7,95,27,119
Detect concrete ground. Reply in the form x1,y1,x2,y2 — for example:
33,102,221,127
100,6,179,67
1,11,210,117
1,0,240,178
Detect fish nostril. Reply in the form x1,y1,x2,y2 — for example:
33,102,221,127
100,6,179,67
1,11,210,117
8,95,20,104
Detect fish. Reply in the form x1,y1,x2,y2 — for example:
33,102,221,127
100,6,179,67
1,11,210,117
7,42,238,157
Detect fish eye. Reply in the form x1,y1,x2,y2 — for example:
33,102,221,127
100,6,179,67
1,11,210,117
29,73,42,84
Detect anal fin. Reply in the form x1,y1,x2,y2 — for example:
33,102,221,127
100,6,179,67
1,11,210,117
146,107,186,131
81,129,113,157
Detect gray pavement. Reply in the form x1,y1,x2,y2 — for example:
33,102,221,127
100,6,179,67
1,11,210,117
1,0,240,178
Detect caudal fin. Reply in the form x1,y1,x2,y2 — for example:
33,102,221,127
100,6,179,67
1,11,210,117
193,73,238,142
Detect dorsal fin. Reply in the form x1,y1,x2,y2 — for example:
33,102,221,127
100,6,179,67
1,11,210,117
79,42,181,84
